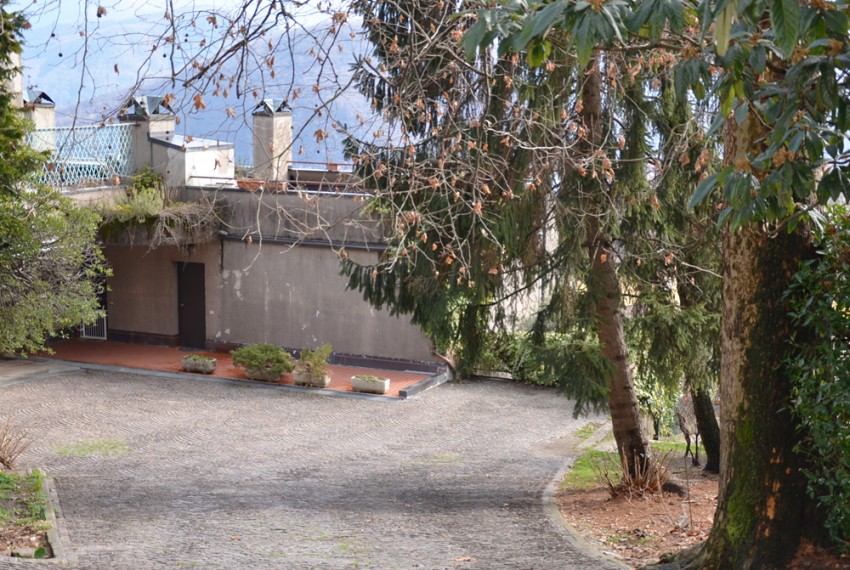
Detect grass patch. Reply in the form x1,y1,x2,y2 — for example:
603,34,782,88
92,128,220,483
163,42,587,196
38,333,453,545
576,422,603,441
651,439,701,456
427,452,463,464
55,438,130,458
563,440,701,494
0,469,49,530
562,450,617,490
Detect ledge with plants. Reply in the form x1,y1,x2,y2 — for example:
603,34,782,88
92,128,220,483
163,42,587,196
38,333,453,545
97,168,219,251
231,344,294,383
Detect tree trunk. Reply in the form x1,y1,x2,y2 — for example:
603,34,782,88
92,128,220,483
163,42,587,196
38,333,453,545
676,264,721,475
578,54,650,475
588,228,652,474
686,224,814,568
689,383,720,474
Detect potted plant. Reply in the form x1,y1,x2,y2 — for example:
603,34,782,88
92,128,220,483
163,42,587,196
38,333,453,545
293,344,333,388
231,343,294,382
351,374,391,395
180,354,217,374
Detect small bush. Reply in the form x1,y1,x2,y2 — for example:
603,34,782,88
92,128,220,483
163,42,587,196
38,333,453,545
296,344,332,379
231,344,294,376
487,331,610,416
592,448,671,499
0,419,30,470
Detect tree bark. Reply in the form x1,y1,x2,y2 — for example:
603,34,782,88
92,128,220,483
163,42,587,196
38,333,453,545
687,223,814,568
689,383,720,474
579,54,650,475
588,227,652,474
676,264,721,475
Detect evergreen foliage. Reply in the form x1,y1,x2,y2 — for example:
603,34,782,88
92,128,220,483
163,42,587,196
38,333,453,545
0,2,106,354
231,344,294,376
343,0,721,433
786,205,850,551
295,343,332,380
461,0,850,561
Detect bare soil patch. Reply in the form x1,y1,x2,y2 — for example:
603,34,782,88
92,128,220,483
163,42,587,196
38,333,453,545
559,455,718,568
0,470,51,559
0,522,49,558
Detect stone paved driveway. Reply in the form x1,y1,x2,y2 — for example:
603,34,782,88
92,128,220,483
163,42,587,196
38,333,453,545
0,367,620,569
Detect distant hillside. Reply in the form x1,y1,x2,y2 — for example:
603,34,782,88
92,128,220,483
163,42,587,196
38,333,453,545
21,11,374,166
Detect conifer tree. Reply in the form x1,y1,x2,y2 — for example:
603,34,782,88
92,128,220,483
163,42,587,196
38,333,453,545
463,0,850,563
342,0,721,477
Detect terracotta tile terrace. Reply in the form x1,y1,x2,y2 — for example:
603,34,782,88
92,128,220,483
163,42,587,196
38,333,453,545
37,339,438,399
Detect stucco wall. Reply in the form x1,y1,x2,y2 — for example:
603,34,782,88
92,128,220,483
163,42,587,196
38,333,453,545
104,240,434,362
29,105,55,132
214,242,433,361
183,186,386,245
126,116,176,173
150,142,186,191
105,244,218,338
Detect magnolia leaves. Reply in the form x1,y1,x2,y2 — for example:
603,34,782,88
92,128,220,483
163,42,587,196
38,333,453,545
712,0,797,58
769,0,801,59
464,0,803,65
463,0,631,67
713,2,735,57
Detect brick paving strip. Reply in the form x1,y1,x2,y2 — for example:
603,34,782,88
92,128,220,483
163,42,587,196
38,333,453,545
0,362,624,569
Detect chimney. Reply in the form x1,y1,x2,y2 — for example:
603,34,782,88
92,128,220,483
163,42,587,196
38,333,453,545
118,96,177,170
4,51,23,108
22,90,56,151
23,90,56,129
252,99,292,182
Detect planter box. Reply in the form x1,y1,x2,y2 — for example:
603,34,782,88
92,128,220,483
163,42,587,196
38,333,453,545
236,178,264,191
351,375,391,395
293,372,331,388
243,366,282,382
181,356,217,374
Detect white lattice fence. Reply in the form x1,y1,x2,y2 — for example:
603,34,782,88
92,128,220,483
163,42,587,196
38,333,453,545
27,123,135,188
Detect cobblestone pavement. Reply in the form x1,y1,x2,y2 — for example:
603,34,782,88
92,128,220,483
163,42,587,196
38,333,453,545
0,367,619,569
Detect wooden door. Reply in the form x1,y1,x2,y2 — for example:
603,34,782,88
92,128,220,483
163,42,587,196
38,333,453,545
177,262,206,348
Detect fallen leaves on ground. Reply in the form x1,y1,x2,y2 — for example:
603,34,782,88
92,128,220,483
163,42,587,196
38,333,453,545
559,457,718,568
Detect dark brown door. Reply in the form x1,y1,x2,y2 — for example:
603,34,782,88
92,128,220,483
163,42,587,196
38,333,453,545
177,262,206,348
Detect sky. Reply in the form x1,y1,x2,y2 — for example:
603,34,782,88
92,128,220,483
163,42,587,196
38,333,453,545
11,0,371,164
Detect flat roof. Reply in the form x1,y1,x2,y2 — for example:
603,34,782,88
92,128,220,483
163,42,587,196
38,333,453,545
149,133,234,151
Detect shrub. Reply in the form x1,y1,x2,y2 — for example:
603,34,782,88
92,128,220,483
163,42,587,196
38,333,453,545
0,419,30,470
296,344,332,379
786,204,850,551
591,447,672,500
487,331,610,416
231,344,294,376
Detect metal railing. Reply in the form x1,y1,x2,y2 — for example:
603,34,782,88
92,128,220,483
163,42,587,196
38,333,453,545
26,123,135,189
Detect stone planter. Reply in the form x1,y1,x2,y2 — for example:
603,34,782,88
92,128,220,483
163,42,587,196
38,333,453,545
180,355,217,374
243,366,282,382
351,375,390,395
293,372,331,388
